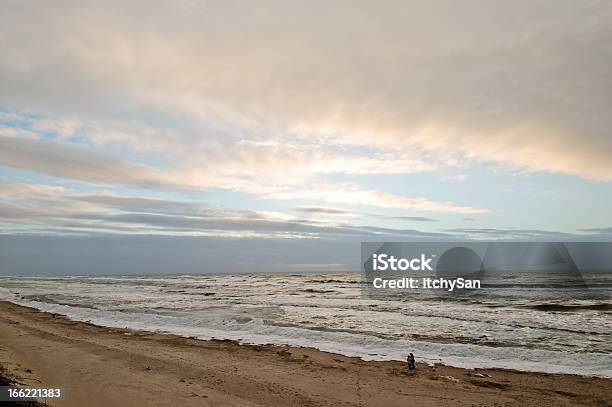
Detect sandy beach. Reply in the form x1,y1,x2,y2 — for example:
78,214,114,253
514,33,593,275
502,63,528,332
0,301,610,407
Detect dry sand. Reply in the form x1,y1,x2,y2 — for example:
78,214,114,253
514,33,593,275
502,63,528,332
0,301,610,407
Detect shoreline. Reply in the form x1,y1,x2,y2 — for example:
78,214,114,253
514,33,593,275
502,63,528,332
4,291,608,378
1,300,610,406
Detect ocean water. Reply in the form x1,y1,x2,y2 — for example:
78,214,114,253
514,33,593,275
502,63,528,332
0,272,610,377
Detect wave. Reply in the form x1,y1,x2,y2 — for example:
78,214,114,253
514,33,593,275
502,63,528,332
299,288,338,294
304,279,363,284
481,283,591,289
526,303,612,312
2,274,612,378
1,294,610,378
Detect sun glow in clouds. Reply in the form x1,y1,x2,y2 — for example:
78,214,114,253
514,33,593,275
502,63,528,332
1,1,611,266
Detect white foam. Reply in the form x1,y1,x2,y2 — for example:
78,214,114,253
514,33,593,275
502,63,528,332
5,295,611,378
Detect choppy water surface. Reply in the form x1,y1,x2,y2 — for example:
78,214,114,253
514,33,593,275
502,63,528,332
1,272,610,377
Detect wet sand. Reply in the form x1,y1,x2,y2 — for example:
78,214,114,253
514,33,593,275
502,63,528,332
0,301,610,406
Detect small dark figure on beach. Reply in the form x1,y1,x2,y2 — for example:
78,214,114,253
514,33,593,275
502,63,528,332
407,353,416,371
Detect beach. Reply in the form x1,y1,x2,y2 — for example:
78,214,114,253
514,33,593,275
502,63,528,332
1,301,610,407
1,273,610,378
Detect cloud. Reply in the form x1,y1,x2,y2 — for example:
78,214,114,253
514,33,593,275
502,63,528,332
2,2,610,272
0,133,486,214
269,184,488,214
441,174,469,182
1,113,438,193
75,194,212,217
0,185,454,238
1,1,611,181
296,207,359,217
578,227,612,234
80,212,450,238
392,216,437,222
446,228,577,239
0,135,182,188
357,225,450,237
0,182,66,200
296,207,438,222
2,113,436,183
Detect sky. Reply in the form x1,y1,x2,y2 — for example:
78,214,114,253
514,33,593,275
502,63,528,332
1,0,611,274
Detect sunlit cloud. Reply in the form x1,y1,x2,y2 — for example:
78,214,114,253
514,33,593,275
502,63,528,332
0,0,610,245
0,183,460,238
265,184,488,214
0,130,484,214
2,1,610,181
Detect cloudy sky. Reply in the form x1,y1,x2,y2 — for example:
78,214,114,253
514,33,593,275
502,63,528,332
1,1,611,274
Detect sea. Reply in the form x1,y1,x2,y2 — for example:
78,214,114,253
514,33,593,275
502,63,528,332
1,271,610,377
